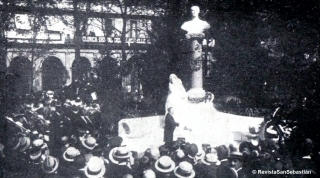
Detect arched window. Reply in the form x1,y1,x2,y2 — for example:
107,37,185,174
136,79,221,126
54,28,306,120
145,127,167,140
42,56,66,91
8,56,32,96
72,57,91,83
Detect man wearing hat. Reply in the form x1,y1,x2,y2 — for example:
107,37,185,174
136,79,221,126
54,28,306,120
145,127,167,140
195,153,220,178
41,155,60,177
154,156,176,177
216,147,246,178
185,143,199,165
84,156,106,178
142,169,156,178
164,107,179,143
106,146,135,177
174,161,196,178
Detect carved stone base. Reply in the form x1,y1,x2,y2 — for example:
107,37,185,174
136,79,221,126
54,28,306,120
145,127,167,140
187,88,206,102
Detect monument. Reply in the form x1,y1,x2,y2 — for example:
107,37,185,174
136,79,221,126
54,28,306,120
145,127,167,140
117,6,264,154
181,6,210,100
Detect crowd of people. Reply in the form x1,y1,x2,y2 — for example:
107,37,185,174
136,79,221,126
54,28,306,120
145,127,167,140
0,83,317,177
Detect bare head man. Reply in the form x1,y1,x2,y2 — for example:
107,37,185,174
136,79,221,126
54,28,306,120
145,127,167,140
191,6,200,18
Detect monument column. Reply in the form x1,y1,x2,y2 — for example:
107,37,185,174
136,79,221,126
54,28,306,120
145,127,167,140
186,33,206,100
181,5,210,101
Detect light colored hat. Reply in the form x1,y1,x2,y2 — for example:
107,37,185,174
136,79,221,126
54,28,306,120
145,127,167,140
143,169,156,178
81,136,98,150
176,149,185,159
63,147,80,162
29,147,42,160
33,139,44,147
122,174,133,178
46,91,54,98
13,136,31,152
174,161,195,178
202,153,220,165
155,156,175,173
109,147,132,165
149,147,160,160
84,156,106,178
42,155,59,174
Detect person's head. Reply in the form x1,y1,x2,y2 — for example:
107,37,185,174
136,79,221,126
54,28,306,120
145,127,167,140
191,6,200,18
228,157,243,170
228,150,243,170
168,107,174,115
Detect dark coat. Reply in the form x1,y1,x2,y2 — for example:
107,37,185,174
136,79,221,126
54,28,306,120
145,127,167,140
164,113,179,143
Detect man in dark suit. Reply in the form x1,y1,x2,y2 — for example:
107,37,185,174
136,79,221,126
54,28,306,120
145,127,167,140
164,107,179,143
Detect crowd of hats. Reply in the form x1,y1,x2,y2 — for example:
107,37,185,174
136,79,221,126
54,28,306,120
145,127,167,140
1,89,316,177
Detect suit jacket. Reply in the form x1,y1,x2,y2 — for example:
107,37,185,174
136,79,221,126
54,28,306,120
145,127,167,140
164,113,179,142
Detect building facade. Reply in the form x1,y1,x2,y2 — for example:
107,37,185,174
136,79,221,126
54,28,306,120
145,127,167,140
2,0,159,96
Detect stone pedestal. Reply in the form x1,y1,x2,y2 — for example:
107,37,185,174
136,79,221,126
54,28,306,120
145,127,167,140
186,33,206,100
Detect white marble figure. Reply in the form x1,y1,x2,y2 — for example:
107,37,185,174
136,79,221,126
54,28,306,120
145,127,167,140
165,74,188,114
181,6,210,35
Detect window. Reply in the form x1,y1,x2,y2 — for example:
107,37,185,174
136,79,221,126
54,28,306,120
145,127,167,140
130,20,137,38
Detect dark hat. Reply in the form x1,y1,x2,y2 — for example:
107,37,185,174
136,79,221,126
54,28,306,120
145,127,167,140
109,147,132,165
159,145,170,156
155,156,175,173
42,155,59,174
81,136,98,150
185,144,198,157
174,161,195,178
84,156,106,178
228,150,243,160
216,145,229,160
74,154,87,169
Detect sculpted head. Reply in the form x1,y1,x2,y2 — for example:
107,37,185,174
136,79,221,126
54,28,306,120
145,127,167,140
168,107,174,115
191,6,200,18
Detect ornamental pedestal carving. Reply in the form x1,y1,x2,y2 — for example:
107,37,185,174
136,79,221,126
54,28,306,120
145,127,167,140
186,33,206,100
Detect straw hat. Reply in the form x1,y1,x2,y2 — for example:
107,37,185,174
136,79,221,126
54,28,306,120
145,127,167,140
13,136,31,152
143,169,156,178
63,147,80,162
42,155,59,174
202,153,220,165
174,161,195,178
29,147,42,160
149,147,160,160
155,156,175,173
81,136,98,150
109,147,132,165
84,156,106,178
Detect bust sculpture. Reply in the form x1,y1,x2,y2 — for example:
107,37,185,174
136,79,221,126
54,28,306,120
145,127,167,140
181,6,210,36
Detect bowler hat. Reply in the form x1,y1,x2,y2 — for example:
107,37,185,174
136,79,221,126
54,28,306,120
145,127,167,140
185,144,198,157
